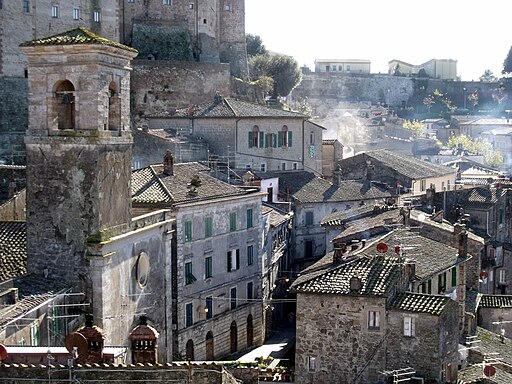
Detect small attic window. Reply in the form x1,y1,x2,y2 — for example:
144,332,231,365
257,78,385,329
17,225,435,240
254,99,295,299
189,3,193,9
93,10,101,22
203,18,207,24
224,3,232,11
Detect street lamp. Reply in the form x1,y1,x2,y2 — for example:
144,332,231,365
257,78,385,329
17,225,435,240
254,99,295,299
463,87,466,110
387,88,390,114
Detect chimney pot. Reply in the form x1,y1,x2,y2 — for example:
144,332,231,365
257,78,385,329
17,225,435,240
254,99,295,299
163,150,174,176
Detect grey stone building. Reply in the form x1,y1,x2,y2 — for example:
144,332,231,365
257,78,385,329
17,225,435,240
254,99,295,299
144,96,325,175
131,156,267,360
291,246,460,383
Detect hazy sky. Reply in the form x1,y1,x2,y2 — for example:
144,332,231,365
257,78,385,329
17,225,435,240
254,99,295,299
245,0,511,81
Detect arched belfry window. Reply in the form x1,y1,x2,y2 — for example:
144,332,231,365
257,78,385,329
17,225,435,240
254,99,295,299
54,80,75,130
108,81,121,131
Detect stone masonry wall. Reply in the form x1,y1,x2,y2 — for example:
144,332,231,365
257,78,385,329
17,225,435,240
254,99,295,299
131,60,232,118
0,78,28,164
295,293,388,384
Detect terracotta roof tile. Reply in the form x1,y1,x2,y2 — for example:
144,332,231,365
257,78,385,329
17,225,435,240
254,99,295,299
0,222,27,282
390,292,451,316
20,28,137,53
480,295,512,308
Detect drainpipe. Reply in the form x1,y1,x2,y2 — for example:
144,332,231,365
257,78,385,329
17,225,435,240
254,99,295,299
302,120,305,170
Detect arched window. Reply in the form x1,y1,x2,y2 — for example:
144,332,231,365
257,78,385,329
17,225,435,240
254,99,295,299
247,314,254,348
54,80,75,130
249,125,259,148
205,331,214,360
230,321,238,354
108,81,121,131
185,339,194,360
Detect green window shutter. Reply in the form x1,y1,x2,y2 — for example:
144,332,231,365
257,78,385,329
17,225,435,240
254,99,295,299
265,133,269,148
452,267,457,287
247,208,253,228
248,132,253,148
288,131,293,147
273,133,277,147
185,221,192,242
205,217,212,238
278,131,283,147
227,251,232,272
259,132,264,148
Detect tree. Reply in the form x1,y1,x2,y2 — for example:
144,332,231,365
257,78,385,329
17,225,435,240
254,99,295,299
417,68,429,78
249,54,302,99
246,34,268,57
447,135,504,167
468,90,479,111
479,69,497,82
503,46,512,75
402,119,425,137
393,63,402,76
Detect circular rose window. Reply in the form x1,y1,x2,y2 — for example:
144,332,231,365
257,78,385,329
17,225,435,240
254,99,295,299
136,251,150,288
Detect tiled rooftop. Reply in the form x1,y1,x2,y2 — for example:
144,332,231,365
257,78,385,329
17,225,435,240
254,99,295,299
132,162,247,205
275,171,391,204
365,149,455,179
458,363,512,384
390,292,451,316
331,208,403,241
146,97,307,119
20,28,137,53
262,205,292,228
291,255,400,296
0,222,27,282
362,229,463,280
479,295,512,308
469,327,512,373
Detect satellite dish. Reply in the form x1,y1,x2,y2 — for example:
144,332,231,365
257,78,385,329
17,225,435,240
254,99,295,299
484,365,496,378
480,271,489,279
0,344,8,361
376,242,388,253
64,332,88,358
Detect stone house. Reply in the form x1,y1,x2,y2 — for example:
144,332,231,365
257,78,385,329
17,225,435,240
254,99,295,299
477,295,512,339
338,149,458,195
291,246,460,383
480,126,512,167
260,204,294,338
131,156,267,361
431,186,512,296
276,171,392,270
144,95,325,175
388,58,457,80
321,139,344,180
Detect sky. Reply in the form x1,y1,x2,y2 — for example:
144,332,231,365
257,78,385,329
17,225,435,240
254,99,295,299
245,0,512,81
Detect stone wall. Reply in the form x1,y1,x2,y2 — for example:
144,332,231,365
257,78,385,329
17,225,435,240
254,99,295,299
0,77,28,164
0,363,239,384
131,60,232,117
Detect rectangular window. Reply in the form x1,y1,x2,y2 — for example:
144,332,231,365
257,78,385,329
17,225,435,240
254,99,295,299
189,3,194,9
293,162,298,170
310,132,315,145
259,131,264,148
308,357,316,373
93,10,101,22
30,323,39,346
438,271,446,293
305,211,314,226
184,221,192,242
247,245,254,266
368,311,380,330
204,256,212,279
51,5,58,18
247,281,253,302
185,261,197,285
163,0,171,4
305,240,313,258
72,8,80,20
229,212,236,232
420,179,426,192
246,208,253,228
23,0,30,13
227,249,240,271
128,0,134,2
260,163,266,172
451,266,457,287
428,279,432,294
52,306,59,336
499,269,506,284
499,209,504,225
205,216,213,238
230,287,237,310
205,296,213,319
404,316,415,337
282,162,286,170
185,303,193,327
224,3,231,11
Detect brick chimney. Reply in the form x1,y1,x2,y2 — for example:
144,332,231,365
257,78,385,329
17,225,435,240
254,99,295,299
333,242,347,263
163,150,174,176
454,223,468,259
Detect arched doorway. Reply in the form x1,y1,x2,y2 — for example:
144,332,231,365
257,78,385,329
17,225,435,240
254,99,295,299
54,80,75,130
185,339,194,361
230,321,238,354
205,331,214,360
247,314,254,348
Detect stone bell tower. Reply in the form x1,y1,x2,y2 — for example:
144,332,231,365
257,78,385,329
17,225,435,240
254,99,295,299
20,28,138,288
